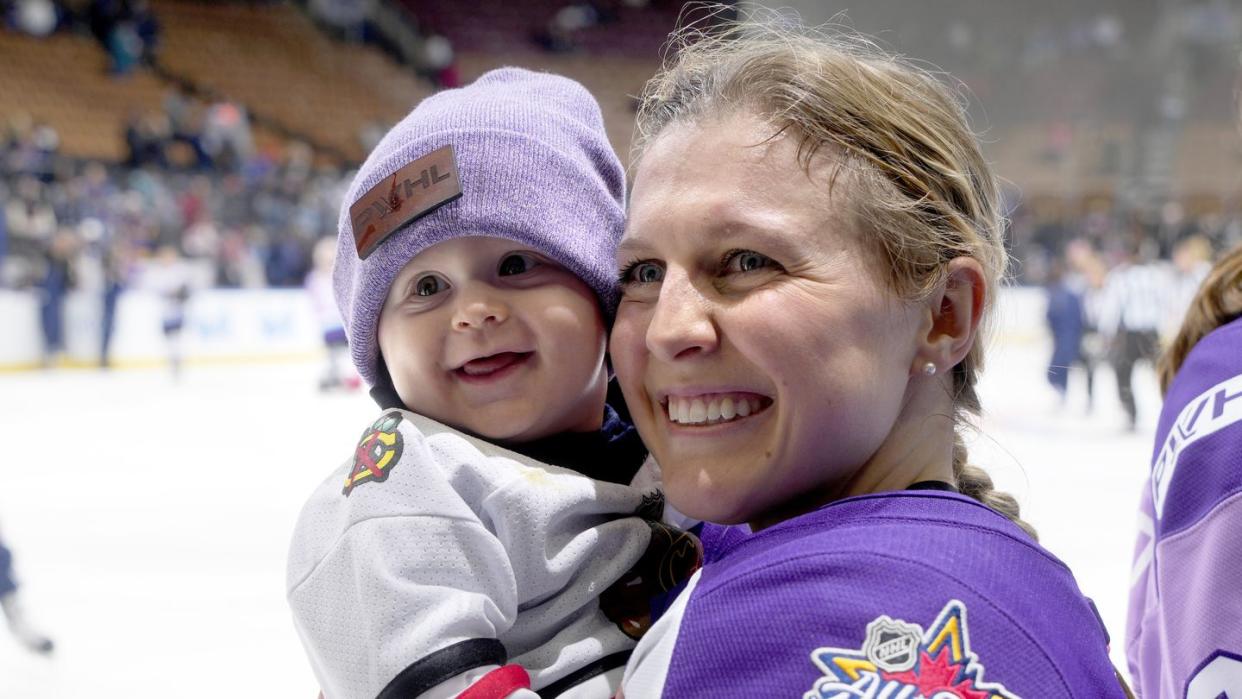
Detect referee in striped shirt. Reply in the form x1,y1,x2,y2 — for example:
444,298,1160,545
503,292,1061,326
1097,245,1172,430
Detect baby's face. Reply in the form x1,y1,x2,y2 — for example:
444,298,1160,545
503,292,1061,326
378,236,609,442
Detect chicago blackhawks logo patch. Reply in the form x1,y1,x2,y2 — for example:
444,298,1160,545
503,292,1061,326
805,600,1018,699
342,412,404,496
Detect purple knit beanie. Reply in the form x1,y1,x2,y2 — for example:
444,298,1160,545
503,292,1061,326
333,67,626,386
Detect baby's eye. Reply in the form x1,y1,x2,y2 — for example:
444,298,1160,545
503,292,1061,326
498,253,539,276
723,250,775,274
414,274,447,297
621,261,664,284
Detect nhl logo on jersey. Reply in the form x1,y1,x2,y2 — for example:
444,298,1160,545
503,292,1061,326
805,600,1018,699
863,616,922,672
342,412,405,496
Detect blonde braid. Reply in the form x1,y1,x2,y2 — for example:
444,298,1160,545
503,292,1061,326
952,433,1038,540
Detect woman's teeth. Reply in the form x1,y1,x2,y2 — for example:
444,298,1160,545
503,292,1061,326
666,394,764,425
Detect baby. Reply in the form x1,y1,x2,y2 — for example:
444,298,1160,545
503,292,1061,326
286,68,700,699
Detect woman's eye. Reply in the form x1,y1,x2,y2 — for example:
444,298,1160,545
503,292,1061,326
723,250,775,274
622,261,664,284
414,275,446,297
499,253,538,276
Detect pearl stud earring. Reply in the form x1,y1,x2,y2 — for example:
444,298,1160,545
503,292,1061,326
922,362,937,376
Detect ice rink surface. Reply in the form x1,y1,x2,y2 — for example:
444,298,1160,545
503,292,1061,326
0,334,1157,697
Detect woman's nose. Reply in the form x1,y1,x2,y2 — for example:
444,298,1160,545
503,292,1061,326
646,271,718,362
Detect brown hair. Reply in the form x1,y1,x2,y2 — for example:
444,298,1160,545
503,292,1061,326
1158,243,1242,394
633,6,1036,538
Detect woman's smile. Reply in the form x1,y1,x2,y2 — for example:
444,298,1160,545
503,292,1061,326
662,392,773,426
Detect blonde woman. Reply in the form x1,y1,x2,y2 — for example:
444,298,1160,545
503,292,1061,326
610,13,1130,698
1127,243,1242,699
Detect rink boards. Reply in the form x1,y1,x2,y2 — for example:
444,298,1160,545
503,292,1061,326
0,288,325,370
0,286,1046,371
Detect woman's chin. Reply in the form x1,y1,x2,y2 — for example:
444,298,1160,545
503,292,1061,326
665,478,753,526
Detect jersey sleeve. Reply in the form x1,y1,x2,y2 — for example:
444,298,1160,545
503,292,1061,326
1128,353,1242,698
1130,491,1242,698
286,413,521,699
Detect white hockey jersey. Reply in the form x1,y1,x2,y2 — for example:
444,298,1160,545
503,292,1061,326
286,409,699,699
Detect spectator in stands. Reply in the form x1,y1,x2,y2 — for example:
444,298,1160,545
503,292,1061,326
4,115,59,182
5,176,57,259
416,25,458,89
128,0,158,65
86,0,122,47
201,99,253,172
123,110,170,169
214,226,264,288
262,230,308,287
75,161,117,223
534,3,603,52
308,0,373,43
10,0,61,36
163,85,211,169
89,0,157,74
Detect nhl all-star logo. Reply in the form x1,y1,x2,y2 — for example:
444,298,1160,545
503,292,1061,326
863,616,922,672
805,600,1019,699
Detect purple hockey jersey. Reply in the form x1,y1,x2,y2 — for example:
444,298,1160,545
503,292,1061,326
621,490,1125,698
1127,316,1242,699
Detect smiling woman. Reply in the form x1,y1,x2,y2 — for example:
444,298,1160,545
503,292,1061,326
612,11,1133,699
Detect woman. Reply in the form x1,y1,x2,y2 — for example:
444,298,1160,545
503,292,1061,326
610,14,1129,698
1127,243,1242,699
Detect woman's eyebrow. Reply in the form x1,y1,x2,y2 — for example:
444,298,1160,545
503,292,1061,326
616,219,798,259
616,238,652,258
710,220,798,256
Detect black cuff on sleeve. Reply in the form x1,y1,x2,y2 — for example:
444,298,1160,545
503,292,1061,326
377,638,508,699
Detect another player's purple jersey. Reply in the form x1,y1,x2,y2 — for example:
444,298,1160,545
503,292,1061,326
1127,316,1242,699
622,490,1125,698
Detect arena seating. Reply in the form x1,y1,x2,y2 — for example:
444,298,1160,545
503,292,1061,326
406,0,684,57
457,52,656,166
0,30,166,161
151,0,431,162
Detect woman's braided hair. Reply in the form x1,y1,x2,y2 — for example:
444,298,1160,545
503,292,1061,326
633,5,1037,538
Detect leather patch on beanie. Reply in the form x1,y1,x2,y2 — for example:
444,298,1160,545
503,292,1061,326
350,145,463,259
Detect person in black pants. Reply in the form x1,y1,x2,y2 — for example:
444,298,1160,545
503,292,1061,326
0,532,54,654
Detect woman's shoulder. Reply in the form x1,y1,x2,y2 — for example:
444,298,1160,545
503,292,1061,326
659,492,1121,698
703,491,1056,578
691,491,1095,643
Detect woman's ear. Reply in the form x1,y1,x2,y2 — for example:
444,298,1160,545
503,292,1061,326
914,257,986,375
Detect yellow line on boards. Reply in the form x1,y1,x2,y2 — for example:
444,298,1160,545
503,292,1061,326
0,352,323,373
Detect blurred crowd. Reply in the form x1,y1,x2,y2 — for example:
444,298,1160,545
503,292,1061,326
5,0,160,74
1021,203,1240,429
1,109,349,365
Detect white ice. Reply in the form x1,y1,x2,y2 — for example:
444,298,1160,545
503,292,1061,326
0,333,1153,697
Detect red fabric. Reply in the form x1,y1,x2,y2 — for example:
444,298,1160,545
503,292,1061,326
456,664,532,699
